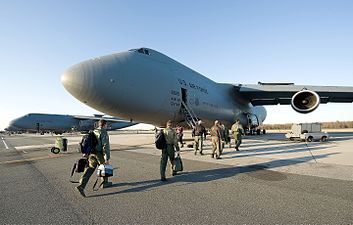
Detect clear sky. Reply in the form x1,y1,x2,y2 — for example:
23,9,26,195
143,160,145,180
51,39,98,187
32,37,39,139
1,0,353,130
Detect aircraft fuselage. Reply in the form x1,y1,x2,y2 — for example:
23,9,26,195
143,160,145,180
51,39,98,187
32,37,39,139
61,48,267,128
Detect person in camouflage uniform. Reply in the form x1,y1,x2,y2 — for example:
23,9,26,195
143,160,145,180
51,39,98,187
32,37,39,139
231,119,244,151
210,120,222,159
192,120,207,155
160,120,180,181
76,119,112,197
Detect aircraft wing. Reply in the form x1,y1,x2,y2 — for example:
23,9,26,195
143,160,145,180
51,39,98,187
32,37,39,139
73,115,132,123
234,83,353,106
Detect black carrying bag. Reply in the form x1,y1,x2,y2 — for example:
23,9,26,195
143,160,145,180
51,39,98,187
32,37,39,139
173,156,183,172
70,157,88,183
155,129,166,150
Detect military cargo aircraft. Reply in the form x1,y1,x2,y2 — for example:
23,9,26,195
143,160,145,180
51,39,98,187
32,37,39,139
7,113,136,134
61,47,353,130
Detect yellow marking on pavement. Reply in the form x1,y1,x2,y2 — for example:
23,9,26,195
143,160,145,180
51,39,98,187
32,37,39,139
0,154,67,165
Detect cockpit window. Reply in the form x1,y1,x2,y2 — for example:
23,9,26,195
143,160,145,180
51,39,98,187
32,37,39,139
130,48,150,55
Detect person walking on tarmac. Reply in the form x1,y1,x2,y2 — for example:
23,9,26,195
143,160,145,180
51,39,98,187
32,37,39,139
210,120,222,159
160,120,180,181
176,125,184,148
192,120,207,155
219,121,226,149
223,124,231,148
231,119,245,151
76,119,112,197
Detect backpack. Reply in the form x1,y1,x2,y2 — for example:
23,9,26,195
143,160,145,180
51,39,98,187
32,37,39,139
80,130,98,155
155,129,166,150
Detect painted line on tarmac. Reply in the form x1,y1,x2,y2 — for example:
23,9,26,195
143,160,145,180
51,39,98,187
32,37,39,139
14,144,52,154
0,154,66,165
15,144,54,150
15,143,78,151
1,137,9,150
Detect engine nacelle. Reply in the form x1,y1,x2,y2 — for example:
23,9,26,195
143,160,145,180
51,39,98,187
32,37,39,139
291,90,320,113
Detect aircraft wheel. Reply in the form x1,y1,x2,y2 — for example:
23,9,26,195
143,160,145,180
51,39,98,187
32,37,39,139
51,147,60,154
321,136,327,142
307,136,313,142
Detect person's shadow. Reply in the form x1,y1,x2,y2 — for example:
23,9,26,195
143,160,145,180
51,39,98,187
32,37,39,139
88,152,338,198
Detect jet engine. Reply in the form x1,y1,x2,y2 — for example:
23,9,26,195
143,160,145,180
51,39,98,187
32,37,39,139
291,90,320,113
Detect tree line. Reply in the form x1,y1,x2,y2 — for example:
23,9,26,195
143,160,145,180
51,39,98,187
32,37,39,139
262,121,353,130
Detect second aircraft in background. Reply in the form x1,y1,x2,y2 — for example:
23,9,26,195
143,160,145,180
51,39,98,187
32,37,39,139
6,113,137,134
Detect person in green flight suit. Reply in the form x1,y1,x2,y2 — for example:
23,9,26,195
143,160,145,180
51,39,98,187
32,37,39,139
231,119,245,151
210,120,222,159
192,120,207,155
160,120,180,181
76,119,112,197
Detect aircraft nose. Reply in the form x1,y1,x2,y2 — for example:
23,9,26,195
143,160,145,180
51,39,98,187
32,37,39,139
61,54,121,112
61,63,88,102
8,120,16,128
8,118,22,129
61,59,101,105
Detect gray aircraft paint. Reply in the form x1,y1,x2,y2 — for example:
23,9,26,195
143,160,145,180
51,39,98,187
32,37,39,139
7,113,136,134
61,48,353,128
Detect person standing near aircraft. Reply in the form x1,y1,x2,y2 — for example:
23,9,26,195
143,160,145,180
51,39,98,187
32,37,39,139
210,120,222,159
76,119,112,197
223,123,231,148
176,125,184,148
231,119,245,151
219,122,227,149
192,120,207,155
161,120,180,181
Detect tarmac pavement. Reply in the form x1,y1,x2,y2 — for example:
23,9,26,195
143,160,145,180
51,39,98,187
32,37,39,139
0,131,352,224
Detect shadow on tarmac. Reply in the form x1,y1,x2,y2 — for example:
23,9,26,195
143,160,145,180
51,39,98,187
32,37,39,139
223,142,333,159
88,152,338,198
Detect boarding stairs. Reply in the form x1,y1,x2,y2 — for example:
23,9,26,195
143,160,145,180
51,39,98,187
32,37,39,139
180,101,199,128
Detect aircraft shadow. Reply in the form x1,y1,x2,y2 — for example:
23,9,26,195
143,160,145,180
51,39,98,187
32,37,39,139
222,143,332,159
88,152,338,198
243,132,353,143
240,141,293,148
